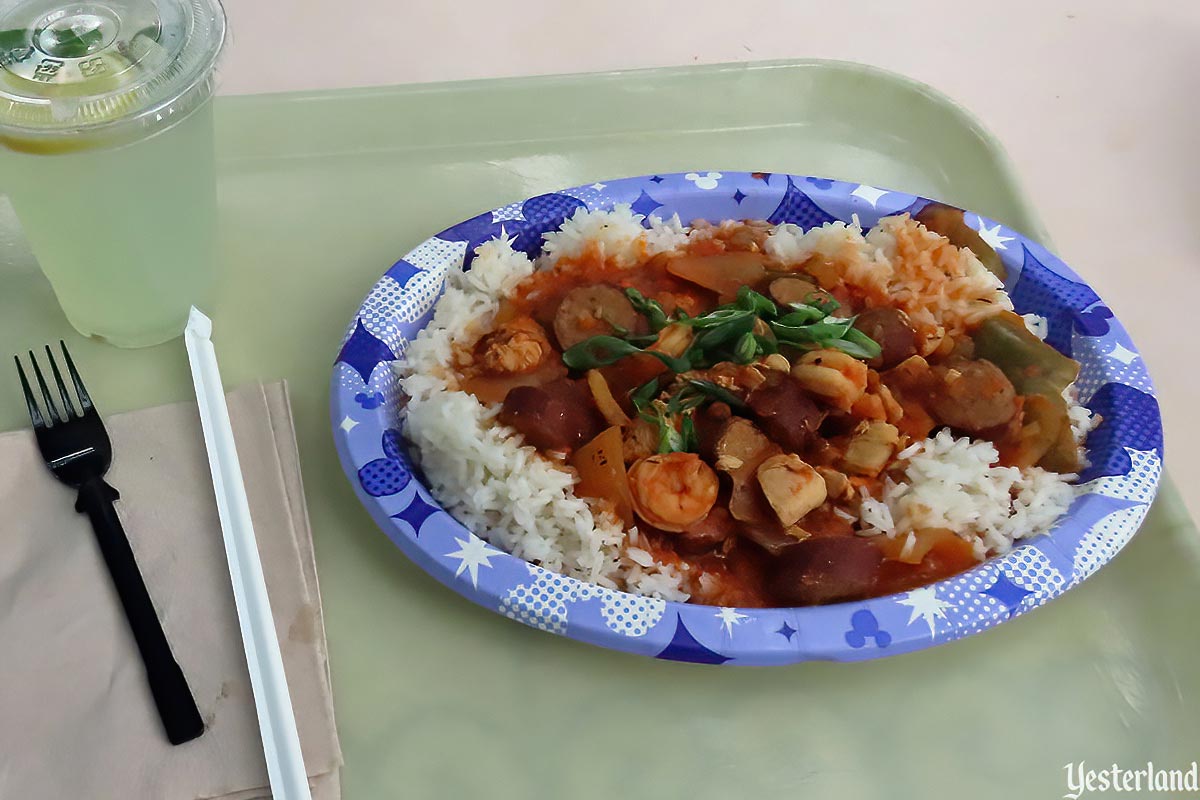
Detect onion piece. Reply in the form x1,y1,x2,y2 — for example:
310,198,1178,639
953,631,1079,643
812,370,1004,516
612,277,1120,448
586,369,631,427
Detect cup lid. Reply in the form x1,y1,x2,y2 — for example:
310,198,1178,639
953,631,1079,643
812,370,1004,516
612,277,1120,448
0,0,225,146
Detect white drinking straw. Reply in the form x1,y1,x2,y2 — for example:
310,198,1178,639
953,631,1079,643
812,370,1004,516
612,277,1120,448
184,307,312,800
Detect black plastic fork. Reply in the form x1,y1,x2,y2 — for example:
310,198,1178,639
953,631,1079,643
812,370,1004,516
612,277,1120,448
15,342,204,746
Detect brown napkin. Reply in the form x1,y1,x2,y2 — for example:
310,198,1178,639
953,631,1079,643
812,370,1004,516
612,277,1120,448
0,381,342,799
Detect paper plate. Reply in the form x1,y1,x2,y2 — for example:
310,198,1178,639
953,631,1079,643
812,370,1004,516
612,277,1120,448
330,172,1163,665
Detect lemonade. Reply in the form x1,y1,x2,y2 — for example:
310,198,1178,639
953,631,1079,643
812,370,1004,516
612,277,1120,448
1,101,217,346
0,0,225,347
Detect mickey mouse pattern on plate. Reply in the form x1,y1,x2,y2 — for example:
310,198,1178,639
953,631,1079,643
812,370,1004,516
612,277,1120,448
331,172,1163,666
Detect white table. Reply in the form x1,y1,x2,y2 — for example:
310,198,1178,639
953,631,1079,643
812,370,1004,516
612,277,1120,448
220,0,1200,513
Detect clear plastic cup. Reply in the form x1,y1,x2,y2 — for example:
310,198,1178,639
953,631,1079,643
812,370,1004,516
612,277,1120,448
0,0,226,348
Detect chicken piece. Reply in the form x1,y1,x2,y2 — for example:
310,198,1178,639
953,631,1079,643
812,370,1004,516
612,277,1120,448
553,284,640,349
756,453,828,527
790,349,869,411
713,417,772,474
479,317,554,374
841,420,900,477
628,453,719,532
815,467,853,503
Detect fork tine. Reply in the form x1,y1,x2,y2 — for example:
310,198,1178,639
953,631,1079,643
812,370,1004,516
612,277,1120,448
45,345,76,418
14,355,46,429
59,341,92,411
27,350,62,425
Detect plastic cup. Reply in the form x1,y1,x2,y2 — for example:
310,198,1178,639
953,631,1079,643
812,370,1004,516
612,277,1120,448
0,0,226,348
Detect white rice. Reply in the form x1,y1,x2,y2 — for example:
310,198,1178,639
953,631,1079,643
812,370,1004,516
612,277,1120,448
765,220,894,299
1065,386,1101,445
400,206,1092,600
863,429,1078,559
399,219,692,601
858,494,896,536
540,205,689,270
765,220,863,264
399,236,535,385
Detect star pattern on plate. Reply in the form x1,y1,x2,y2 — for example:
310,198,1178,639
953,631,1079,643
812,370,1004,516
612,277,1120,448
975,220,1015,250
630,190,663,217
391,491,443,538
715,607,749,635
896,587,953,636
339,415,359,433
656,615,730,664
776,622,797,641
1021,313,1049,340
590,182,607,191
850,184,889,207
1107,342,1139,365
445,536,501,588
336,319,396,384
981,573,1033,614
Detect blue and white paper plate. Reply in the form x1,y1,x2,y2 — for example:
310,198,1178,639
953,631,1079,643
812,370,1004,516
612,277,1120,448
331,172,1163,666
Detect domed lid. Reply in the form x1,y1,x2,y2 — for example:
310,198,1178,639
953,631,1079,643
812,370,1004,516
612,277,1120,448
0,0,225,149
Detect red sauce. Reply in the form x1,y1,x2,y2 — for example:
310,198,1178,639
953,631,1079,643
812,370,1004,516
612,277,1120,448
449,226,1046,609
509,249,714,323
870,538,979,597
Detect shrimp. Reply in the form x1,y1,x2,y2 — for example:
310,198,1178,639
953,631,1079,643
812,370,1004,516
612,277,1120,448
479,317,553,374
790,349,869,411
627,452,719,532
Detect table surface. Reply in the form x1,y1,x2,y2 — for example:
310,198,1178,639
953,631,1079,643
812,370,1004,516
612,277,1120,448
220,0,1200,522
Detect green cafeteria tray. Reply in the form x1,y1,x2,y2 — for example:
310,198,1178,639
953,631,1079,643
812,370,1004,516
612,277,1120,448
0,59,1195,799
